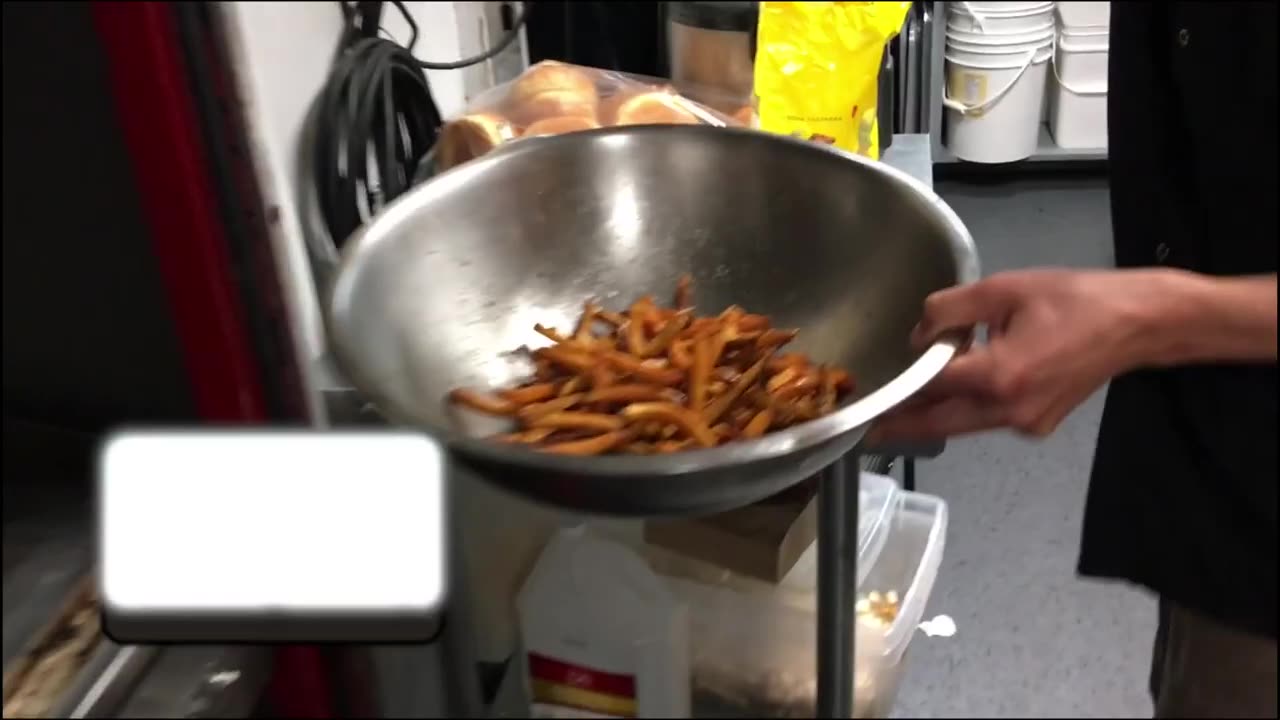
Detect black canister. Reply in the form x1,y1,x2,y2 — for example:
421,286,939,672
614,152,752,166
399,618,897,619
666,2,759,116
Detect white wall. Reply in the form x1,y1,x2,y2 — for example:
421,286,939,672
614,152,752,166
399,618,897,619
218,1,527,422
219,1,552,664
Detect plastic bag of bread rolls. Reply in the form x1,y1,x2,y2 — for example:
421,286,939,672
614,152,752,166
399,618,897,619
435,61,748,173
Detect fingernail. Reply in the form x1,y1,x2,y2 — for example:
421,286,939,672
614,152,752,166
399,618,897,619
909,323,929,348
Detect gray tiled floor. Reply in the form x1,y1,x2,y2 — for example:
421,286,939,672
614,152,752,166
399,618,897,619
892,176,1158,718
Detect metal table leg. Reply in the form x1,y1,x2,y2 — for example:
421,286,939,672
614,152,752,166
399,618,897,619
816,453,859,718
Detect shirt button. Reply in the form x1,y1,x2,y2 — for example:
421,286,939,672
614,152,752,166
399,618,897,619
1177,28,1191,47
1155,243,1171,263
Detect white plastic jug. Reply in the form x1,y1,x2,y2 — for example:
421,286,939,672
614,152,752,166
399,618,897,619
518,526,691,718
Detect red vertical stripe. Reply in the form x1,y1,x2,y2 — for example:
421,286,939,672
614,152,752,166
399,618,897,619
91,3,333,716
91,0,266,422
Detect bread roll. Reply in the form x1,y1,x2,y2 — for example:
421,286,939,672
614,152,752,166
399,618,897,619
522,115,601,138
435,113,515,171
604,90,700,126
731,105,757,128
505,62,599,126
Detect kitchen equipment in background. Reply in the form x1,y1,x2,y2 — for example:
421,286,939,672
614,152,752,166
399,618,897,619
943,2,1056,163
879,46,896,154
518,527,691,717
1048,2,1110,149
894,2,932,135
666,1,758,116
526,3,665,78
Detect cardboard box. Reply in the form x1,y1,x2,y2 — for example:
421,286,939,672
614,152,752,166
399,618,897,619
643,477,819,584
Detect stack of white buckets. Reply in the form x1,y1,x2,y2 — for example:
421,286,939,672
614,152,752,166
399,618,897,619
943,1,1111,164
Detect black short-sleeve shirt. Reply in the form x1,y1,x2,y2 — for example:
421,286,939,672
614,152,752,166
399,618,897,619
1080,2,1278,638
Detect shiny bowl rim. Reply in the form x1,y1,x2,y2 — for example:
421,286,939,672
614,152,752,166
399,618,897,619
327,124,980,477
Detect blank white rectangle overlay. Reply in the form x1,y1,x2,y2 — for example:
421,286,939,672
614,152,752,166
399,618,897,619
100,431,446,616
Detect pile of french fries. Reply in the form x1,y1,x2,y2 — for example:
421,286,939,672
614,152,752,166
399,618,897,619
448,275,855,456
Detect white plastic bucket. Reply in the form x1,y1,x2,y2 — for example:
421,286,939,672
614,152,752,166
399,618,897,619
945,25,1055,52
946,16,1054,37
944,31,1053,163
957,0,1053,11
948,1,1056,35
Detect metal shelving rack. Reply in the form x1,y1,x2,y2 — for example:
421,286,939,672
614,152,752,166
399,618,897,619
926,1,1108,165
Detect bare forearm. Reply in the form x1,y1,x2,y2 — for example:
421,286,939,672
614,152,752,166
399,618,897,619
1139,270,1278,366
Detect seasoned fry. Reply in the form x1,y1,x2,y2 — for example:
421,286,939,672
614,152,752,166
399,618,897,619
767,366,799,392
518,393,584,422
494,427,557,444
669,339,694,370
591,363,616,390
675,273,694,309
575,303,599,342
768,352,808,373
598,309,628,327
541,429,636,456
757,328,800,349
818,368,840,415
774,373,821,401
534,323,570,344
604,351,685,386
655,438,694,454
626,297,654,353
621,402,718,448
529,411,626,433
690,333,714,410
738,313,771,332
586,384,672,404
705,354,769,425
641,309,692,357
537,345,596,374
742,409,773,438
500,383,557,405
828,367,854,393
558,376,585,396
450,388,517,416
447,276,855,454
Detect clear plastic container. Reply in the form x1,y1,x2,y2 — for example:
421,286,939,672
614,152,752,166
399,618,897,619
625,472,948,718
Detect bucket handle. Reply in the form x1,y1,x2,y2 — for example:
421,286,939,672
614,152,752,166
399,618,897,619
942,47,1039,116
1050,42,1109,96
949,2,989,33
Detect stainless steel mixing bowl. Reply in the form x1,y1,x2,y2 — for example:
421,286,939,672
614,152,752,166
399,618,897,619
327,125,978,516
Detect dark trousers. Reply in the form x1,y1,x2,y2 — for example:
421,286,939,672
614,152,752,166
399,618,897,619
1150,599,1278,718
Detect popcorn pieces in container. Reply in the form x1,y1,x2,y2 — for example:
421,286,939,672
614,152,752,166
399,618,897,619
627,472,950,718
435,61,748,172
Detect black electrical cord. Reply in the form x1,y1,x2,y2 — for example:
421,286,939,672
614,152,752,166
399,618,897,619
310,1,531,250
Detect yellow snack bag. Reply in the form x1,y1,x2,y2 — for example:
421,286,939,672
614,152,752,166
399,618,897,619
754,1,911,159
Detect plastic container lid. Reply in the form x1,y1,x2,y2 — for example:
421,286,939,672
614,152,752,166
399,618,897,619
853,470,901,586
1056,1,1110,29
